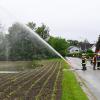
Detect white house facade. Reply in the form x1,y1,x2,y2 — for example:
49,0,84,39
68,46,80,53
91,45,96,52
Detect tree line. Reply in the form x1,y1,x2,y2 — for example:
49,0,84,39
0,21,99,60
0,22,68,60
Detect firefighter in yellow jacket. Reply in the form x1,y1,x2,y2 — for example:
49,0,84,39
81,54,87,71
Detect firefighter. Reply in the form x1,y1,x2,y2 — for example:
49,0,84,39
81,54,87,71
97,53,100,70
92,53,97,70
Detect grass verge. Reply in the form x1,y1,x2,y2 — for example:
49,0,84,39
61,60,88,100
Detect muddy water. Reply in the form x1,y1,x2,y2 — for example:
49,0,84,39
0,61,32,72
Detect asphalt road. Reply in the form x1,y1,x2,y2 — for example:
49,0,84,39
66,57,100,100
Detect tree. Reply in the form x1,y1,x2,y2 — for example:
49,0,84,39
27,22,36,30
67,40,79,46
7,22,54,60
48,37,68,57
35,24,49,40
96,35,100,52
8,23,35,60
27,22,50,41
0,24,7,60
86,49,93,53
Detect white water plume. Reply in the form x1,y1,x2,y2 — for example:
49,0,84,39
21,23,67,62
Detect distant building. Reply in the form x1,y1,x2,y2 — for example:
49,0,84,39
79,42,93,52
68,46,81,53
90,44,96,52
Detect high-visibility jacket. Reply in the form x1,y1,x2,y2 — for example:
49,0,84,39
82,58,87,64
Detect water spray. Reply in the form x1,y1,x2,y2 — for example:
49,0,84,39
19,23,67,63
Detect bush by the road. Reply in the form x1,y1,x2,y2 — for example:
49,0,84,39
48,37,69,57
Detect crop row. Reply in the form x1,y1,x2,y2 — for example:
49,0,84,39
0,60,62,100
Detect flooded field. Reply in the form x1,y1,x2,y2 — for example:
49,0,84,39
0,61,33,72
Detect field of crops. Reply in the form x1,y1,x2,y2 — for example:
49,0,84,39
0,60,62,100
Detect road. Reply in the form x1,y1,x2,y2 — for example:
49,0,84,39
67,57,100,100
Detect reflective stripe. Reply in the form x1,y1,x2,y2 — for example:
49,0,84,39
82,62,86,64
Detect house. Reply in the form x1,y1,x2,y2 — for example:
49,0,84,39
90,44,96,52
79,42,94,52
68,46,80,53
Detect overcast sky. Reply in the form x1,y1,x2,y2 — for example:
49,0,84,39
0,0,100,43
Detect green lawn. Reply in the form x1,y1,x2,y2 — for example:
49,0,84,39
61,60,88,100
